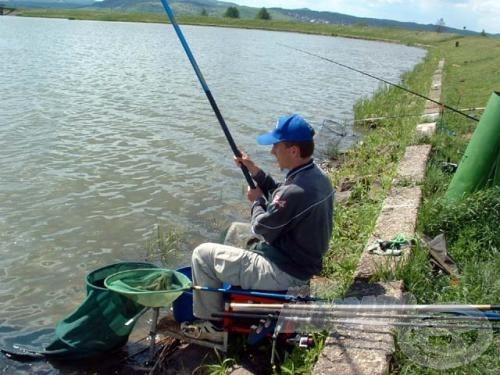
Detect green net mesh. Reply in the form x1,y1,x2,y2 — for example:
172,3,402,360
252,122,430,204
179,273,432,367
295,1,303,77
104,268,191,307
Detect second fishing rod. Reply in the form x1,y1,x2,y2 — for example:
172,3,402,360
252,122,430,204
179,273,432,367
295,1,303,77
280,43,479,123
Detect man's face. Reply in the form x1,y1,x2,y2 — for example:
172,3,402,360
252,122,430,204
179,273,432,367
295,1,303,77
271,142,295,170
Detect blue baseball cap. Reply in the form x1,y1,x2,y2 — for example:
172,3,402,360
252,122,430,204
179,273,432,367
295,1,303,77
256,114,315,145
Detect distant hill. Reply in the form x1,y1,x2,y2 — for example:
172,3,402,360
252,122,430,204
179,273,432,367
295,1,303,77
2,0,94,8
276,7,480,35
89,0,293,20
4,0,482,35
92,0,233,16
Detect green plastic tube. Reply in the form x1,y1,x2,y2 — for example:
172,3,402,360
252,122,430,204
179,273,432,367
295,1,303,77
445,91,500,201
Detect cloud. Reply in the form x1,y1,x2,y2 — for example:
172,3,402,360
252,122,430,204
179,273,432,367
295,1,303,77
234,1,500,33
469,0,500,32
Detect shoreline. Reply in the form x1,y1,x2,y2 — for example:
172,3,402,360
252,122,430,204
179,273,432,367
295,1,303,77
7,9,462,47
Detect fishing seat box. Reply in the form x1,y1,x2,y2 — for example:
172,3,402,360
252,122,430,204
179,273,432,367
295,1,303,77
172,266,287,336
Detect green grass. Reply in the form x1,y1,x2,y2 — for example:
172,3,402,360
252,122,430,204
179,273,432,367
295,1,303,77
145,225,184,265
355,38,500,374
280,332,328,374
321,31,500,292
15,8,166,23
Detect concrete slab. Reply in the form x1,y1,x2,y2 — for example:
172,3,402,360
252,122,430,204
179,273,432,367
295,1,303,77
423,112,440,120
375,186,421,234
416,122,436,137
395,144,432,184
313,330,394,375
353,185,421,292
424,101,442,112
313,281,404,375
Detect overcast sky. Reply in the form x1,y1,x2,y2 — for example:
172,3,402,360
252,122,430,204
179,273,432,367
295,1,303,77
233,0,500,33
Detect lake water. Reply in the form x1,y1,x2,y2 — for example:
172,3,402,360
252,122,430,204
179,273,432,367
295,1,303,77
0,16,425,372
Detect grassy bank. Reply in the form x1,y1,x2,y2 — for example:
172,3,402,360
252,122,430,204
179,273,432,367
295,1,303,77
389,38,500,373
326,34,500,291
324,34,499,375
16,8,458,46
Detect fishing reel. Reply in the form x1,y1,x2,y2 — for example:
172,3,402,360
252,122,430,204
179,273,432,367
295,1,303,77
286,334,315,348
247,314,276,345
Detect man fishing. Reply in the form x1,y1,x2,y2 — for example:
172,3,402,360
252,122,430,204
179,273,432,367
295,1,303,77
181,114,335,343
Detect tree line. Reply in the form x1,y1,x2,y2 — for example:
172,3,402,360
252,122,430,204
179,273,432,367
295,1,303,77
200,6,271,20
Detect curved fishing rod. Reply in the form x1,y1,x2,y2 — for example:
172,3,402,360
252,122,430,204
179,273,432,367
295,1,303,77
192,284,324,302
160,0,256,188
280,43,479,122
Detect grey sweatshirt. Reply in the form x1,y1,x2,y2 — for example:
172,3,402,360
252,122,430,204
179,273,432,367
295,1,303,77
250,160,334,280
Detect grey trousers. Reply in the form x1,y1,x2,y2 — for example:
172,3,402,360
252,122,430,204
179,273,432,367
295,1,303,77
191,242,308,320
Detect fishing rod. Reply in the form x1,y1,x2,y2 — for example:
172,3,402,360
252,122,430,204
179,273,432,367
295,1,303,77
353,107,485,123
230,302,500,313
193,286,500,318
279,43,480,122
159,0,256,188
212,312,498,334
192,285,323,302
280,317,497,331
214,310,500,322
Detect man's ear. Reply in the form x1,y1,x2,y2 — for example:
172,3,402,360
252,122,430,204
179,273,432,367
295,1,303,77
290,145,300,158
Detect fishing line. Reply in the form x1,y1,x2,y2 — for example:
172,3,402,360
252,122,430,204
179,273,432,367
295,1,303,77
353,113,432,122
279,43,479,122
160,0,256,188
